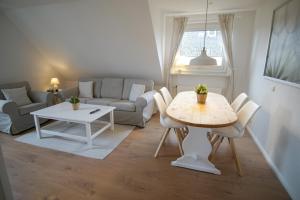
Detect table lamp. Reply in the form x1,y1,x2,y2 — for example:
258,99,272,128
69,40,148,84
50,78,60,91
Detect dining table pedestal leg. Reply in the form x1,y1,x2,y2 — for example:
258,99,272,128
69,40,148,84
171,126,221,175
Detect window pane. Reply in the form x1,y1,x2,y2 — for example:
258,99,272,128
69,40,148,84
176,30,223,66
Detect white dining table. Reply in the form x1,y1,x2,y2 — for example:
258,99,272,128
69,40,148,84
166,91,238,175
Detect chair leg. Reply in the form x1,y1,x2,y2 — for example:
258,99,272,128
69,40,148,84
209,136,224,161
210,135,220,146
207,132,212,140
154,128,171,158
174,128,184,156
229,138,243,176
179,128,187,139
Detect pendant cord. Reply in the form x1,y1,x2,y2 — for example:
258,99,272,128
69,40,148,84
203,0,208,49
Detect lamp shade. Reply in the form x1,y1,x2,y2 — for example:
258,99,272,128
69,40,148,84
50,78,60,85
189,48,217,66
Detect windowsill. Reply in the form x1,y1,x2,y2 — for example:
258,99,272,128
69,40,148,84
171,65,230,77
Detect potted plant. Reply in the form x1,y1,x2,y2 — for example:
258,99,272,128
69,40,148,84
195,84,208,104
69,96,80,110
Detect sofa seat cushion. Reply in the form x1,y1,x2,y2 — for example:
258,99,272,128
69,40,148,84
86,98,118,106
110,100,136,112
18,103,46,115
66,97,91,104
101,78,123,99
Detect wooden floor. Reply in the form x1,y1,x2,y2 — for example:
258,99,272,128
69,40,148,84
0,114,290,200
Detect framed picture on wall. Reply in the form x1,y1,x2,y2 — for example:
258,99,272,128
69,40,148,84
264,0,300,87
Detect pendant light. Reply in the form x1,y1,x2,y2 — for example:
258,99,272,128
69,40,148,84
189,0,217,66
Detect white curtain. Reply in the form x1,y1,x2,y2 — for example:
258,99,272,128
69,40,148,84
219,14,234,101
165,17,188,90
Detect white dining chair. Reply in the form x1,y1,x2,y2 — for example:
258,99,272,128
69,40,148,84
160,87,173,106
153,92,185,158
209,93,248,140
160,87,189,138
231,93,248,112
209,100,260,176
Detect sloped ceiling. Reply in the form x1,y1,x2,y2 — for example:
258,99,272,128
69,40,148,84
3,0,163,82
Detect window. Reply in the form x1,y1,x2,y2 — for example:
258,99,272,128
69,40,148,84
175,30,224,66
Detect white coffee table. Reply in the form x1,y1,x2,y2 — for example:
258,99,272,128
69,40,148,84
31,102,115,146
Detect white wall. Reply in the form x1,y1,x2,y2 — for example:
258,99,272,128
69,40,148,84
247,0,300,199
232,11,255,97
0,11,61,90
4,0,162,83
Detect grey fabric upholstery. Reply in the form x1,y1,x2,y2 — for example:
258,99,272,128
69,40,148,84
122,79,154,100
66,97,91,104
1,86,32,106
86,98,118,106
18,103,46,115
101,78,123,99
0,81,31,100
30,91,54,106
110,100,136,112
58,87,78,100
0,81,53,135
87,99,135,112
59,77,155,127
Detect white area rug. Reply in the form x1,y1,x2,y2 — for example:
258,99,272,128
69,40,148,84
16,121,134,159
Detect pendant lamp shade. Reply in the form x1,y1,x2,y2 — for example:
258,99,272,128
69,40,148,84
189,0,217,66
190,47,217,65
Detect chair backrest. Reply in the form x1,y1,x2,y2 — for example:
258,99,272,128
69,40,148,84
231,93,248,112
153,92,167,117
160,87,173,106
236,101,260,132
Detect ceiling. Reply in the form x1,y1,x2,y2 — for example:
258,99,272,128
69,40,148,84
0,0,267,10
0,0,77,8
3,0,162,82
149,0,266,14
0,0,265,83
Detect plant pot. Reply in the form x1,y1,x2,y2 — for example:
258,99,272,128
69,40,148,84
197,94,207,104
72,103,80,110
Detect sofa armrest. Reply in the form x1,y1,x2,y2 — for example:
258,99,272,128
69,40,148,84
0,100,19,118
30,91,54,106
58,87,78,101
135,90,156,120
135,97,147,111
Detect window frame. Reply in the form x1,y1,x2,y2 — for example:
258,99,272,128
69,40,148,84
172,22,229,76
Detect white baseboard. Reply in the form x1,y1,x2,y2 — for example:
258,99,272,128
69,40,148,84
246,126,294,199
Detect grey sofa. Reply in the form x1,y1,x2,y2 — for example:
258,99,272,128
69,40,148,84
0,81,54,135
59,78,156,127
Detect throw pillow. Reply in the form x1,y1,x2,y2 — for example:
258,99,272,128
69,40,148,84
129,84,145,102
79,81,93,98
1,86,32,106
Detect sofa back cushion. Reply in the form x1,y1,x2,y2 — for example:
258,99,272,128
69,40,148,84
79,81,93,98
1,86,32,106
0,81,31,100
122,79,154,100
101,78,124,99
79,78,102,98
129,84,145,102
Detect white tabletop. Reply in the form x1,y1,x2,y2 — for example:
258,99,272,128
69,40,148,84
31,102,115,123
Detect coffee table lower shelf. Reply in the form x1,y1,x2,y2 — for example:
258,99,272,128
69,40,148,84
33,118,114,146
